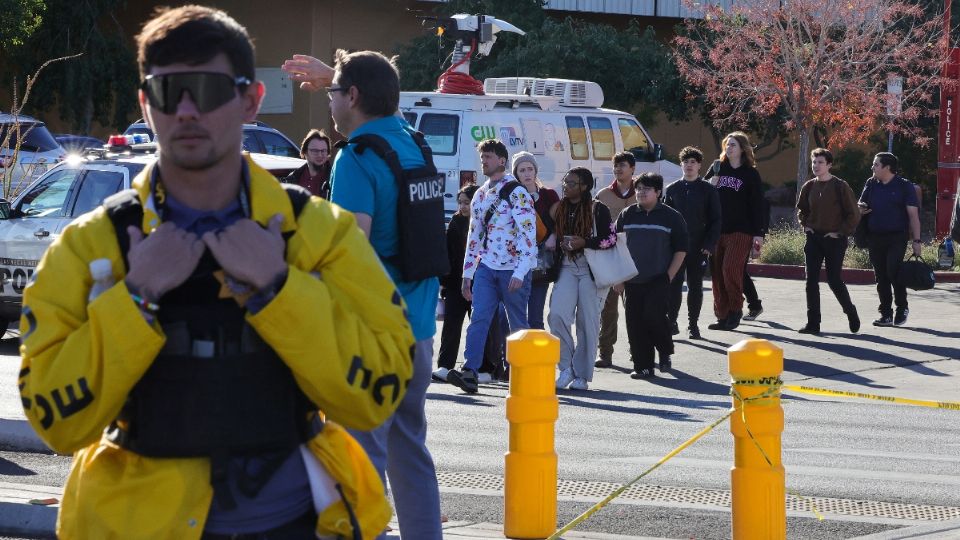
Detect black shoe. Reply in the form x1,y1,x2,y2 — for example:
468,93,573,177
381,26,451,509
659,355,672,372
447,369,478,394
872,315,894,327
743,307,764,321
847,308,861,333
671,321,680,336
798,324,821,335
894,308,909,327
726,310,743,330
630,368,656,379
707,318,729,330
687,325,702,340
594,357,613,368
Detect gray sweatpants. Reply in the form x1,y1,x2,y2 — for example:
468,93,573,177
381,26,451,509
548,258,609,382
349,338,442,540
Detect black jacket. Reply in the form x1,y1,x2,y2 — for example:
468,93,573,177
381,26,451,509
663,178,722,252
442,213,469,292
283,162,331,200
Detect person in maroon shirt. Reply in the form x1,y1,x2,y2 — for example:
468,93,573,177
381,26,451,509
284,128,332,198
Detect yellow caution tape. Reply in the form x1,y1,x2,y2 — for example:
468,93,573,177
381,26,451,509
550,382,956,538
546,409,734,540
783,385,960,410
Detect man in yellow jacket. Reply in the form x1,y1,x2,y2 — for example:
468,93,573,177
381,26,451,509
17,6,412,539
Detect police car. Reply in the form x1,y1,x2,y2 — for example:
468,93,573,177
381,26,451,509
0,151,305,329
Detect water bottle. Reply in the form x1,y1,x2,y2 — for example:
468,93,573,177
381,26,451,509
88,258,115,302
938,238,955,269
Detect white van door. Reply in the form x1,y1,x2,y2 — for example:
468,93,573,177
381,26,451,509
520,119,545,155
407,111,463,221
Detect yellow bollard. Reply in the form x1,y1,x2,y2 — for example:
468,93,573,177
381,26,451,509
729,338,786,540
504,329,560,539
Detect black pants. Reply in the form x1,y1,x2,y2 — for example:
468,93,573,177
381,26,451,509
437,292,504,373
867,231,909,317
437,290,470,369
804,232,856,325
202,509,318,539
743,268,761,311
625,276,673,371
670,249,706,327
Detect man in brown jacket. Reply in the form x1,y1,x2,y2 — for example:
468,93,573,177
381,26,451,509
595,151,637,367
796,147,861,335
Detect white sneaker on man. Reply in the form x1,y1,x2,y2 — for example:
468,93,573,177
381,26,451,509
555,368,575,390
477,372,493,384
431,367,449,382
569,377,589,391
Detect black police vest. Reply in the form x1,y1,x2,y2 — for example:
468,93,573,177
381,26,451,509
103,187,316,458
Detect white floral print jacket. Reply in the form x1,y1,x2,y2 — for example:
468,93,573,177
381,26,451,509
462,175,537,281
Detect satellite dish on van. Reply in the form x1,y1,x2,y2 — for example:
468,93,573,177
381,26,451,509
421,14,525,95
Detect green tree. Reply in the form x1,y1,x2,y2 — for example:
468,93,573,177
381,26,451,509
0,0,44,50
2,0,137,133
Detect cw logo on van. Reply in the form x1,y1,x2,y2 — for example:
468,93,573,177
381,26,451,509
470,125,498,142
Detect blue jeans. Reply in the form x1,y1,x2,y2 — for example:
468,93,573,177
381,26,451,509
463,264,531,372
528,282,549,330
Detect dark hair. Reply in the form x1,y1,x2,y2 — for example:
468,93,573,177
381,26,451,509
810,147,833,164
555,167,597,259
634,172,664,192
613,151,636,168
875,152,898,174
679,146,704,163
300,129,331,157
567,167,595,192
477,139,508,161
458,184,479,200
333,49,399,118
137,5,255,81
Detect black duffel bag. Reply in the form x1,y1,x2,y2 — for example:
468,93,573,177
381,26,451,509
898,255,935,291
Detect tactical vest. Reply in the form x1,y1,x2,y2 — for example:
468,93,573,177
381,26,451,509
339,130,450,282
102,184,318,508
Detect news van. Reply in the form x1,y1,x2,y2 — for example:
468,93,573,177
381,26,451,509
398,77,682,220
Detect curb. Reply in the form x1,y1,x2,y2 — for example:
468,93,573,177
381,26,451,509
746,263,960,285
0,482,59,538
848,518,960,539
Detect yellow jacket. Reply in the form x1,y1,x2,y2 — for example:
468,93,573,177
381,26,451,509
18,156,414,539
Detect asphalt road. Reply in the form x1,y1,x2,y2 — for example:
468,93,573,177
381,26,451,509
2,278,958,539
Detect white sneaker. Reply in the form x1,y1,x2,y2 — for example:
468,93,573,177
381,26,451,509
431,367,449,382
569,377,589,391
555,368,575,390
477,372,493,384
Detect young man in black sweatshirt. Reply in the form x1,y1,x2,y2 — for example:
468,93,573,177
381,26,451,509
663,146,721,339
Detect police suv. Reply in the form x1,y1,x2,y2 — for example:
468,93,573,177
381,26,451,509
0,151,305,330
399,77,682,220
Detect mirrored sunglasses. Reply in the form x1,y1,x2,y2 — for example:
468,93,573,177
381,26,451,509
141,72,251,114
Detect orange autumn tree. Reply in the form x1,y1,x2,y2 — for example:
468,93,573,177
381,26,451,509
673,0,948,199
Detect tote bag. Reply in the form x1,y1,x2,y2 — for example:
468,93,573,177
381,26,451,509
583,232,638,288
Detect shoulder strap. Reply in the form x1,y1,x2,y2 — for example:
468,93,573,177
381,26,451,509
103,189,143,272
105,185,312,270
280,182,312,219
498,180,522,202
347,131,437,187
347,134,404,186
